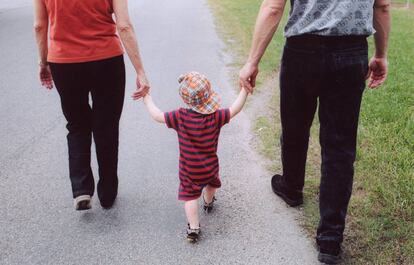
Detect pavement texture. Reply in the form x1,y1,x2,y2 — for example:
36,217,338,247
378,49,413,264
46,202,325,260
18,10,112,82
0,0,319,264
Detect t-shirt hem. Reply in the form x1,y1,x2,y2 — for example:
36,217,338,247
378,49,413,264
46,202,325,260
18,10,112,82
284,31,373,38
47,51,124,64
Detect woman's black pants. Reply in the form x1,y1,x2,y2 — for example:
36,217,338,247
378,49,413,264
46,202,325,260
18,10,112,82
50,55,125,206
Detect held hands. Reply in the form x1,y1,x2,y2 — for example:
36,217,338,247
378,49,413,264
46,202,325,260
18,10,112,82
39,64,53,90
132,72,150,100
367,56,388,89
239,62,259,94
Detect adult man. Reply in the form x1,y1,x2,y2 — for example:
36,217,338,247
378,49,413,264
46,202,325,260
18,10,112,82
239,0,390,263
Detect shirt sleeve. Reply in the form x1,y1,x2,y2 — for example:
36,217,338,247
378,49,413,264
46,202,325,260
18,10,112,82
164,110,180,131
215,108,231,128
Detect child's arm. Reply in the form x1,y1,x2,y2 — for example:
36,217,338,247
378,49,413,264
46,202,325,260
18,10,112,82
143,94,166,123
229,88,249,119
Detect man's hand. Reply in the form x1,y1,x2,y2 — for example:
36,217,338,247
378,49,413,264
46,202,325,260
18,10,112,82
132,73,150,100
39,64,53,90
238,0,286,93
239,62,259,93
367,56,388,89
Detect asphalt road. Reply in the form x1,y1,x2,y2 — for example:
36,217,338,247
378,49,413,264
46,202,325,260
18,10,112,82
0,1,318,264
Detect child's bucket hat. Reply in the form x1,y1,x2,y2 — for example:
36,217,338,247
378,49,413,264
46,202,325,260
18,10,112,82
178,72,221,114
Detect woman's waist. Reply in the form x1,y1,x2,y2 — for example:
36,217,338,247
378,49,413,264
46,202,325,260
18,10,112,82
48,36,123,63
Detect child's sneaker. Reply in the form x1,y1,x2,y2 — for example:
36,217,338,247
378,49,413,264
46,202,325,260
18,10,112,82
186,224,200,243
203,196,216,213
74,195,91,211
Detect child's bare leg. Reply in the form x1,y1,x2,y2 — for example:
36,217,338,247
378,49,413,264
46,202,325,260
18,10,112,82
184,199,200,229
203,185,217,203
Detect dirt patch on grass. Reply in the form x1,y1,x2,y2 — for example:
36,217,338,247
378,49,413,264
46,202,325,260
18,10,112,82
392,2,413,9
247,74,281,170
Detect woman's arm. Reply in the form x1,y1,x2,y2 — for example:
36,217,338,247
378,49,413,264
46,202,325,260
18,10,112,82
229,88,249,119
33,0,48,65
113,0,150,99
143,94,165,123
33,0,53,89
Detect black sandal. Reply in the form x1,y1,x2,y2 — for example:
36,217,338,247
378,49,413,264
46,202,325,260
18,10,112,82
203,196,216,213
187,224,200,243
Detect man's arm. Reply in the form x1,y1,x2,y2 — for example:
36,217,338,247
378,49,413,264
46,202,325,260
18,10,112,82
143,94,166,123
239,0,287,93
33,0,53,89
229,88,249,119
113,0,150,99
368,0,391,89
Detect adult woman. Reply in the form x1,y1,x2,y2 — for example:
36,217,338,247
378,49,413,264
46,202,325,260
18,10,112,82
33,0,149,210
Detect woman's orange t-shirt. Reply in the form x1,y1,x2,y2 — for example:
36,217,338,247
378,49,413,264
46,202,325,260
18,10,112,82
44,0,124,63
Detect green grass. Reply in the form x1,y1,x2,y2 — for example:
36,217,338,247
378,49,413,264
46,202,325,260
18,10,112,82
391,0,412,6
208,0,287,80
350,8,414,264
208,1,414,264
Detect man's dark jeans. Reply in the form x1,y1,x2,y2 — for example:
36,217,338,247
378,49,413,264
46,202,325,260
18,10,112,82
50,55,125,205
279,35,368,244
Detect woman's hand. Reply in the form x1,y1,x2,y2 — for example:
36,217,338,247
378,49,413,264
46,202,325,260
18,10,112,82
132,72,150,100
39,64,53,89
114,0,149,101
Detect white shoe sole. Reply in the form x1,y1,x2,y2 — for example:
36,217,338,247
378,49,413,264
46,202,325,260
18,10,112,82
74,195,92,211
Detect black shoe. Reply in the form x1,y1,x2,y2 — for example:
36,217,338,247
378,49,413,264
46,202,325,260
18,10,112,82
186,224,200,243
203,196,216,213
100,197,116,209
97,180,118,209
271,174,303,207
318,241,342,264
98,189,117,209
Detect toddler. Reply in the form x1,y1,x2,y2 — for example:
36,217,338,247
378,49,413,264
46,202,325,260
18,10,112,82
142,71,248,242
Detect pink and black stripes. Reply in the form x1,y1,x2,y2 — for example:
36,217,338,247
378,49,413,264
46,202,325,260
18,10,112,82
164,108,230,200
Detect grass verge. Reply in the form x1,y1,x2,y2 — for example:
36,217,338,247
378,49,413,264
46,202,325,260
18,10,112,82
208,1,414,264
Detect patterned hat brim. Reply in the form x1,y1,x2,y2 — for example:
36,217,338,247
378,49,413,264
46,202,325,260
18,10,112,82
189,90,221,115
